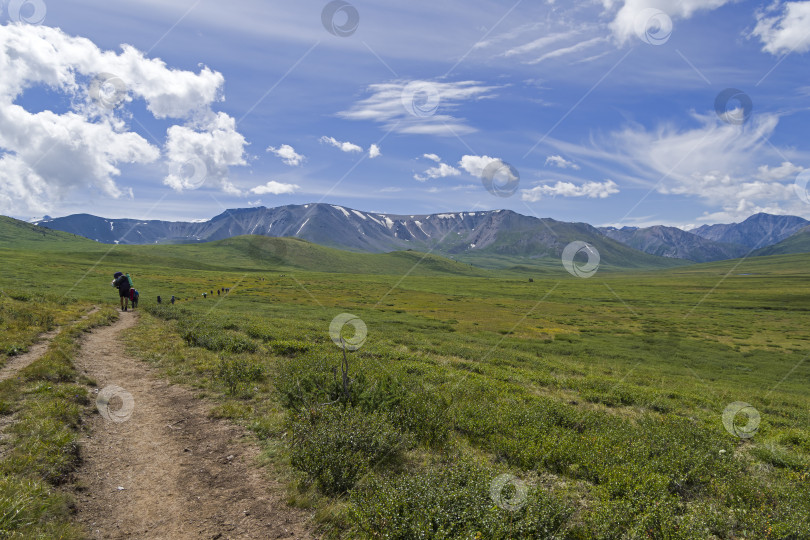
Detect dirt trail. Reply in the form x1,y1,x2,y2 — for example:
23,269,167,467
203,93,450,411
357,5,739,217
73,311,315,540
0,307,99,383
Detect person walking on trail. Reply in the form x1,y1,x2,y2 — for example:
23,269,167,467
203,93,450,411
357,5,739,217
112,271,131,312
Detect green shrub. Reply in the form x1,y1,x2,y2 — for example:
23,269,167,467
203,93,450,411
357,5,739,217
358,375,451,448
276,354,371,410
144,304,188,321
181,325,258,354
216,356,264,396
269,339,310,356
290,405,408,495
351,460,573,539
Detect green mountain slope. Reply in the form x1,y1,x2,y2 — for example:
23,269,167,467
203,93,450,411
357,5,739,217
0,216,95,247
751,226,810,257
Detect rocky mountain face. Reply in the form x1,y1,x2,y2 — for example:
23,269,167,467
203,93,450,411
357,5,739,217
33,204,674,267
598,225,748,262
691,213,809,249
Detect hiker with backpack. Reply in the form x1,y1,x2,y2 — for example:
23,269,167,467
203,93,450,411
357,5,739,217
112,271,131,312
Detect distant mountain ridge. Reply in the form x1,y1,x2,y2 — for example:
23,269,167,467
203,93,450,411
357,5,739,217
598,225,748,262
29,206,810,264
691,213,809,249
32,204,681,269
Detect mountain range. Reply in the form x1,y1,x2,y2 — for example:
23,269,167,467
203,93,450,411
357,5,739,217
30,205,810,265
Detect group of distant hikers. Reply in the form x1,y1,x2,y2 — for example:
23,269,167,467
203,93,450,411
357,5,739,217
201,288,230,299
112,272,232,311
111,272,139,311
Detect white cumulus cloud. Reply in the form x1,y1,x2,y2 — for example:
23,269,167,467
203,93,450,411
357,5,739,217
423,153,442,162
320,136,363,153
752,1,810,55
522,180,619,202
545,155,581,170
458,155,505,177
368,144,382,159
249,180,300,195
414,162,461,182
605,0,735,44
267,144,305,166
756,161,804,181
164,113,247,195
0,23,247,214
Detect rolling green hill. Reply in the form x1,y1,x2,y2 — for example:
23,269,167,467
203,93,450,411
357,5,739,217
0,216,491,279
0,215,96,247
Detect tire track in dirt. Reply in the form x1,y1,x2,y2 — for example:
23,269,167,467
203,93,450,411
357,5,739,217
73,311,315,539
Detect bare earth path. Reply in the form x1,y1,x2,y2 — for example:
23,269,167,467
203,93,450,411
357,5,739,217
0,328,60,382
73,311,314,540
0,307,99,383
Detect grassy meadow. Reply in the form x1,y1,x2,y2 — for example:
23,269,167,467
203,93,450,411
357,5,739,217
0,226,808,538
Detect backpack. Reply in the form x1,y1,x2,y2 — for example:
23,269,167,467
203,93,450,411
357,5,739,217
129,289,136,301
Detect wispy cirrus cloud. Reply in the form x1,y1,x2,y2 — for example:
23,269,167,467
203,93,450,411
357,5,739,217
337,80,499,136
502,30,582,57
527,37,607,64
545,111,808,220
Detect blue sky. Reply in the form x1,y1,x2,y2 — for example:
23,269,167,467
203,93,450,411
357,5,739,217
1,0,809,228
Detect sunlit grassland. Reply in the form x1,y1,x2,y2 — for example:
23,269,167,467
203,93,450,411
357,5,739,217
0,299,117,538
1,235,809,538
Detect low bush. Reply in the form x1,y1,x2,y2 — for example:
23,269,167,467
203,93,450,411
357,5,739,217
289,405,408,495
181,325,258,354
357,375,451,449
269,339,310,356
216,355,264,396
351,460,573,539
